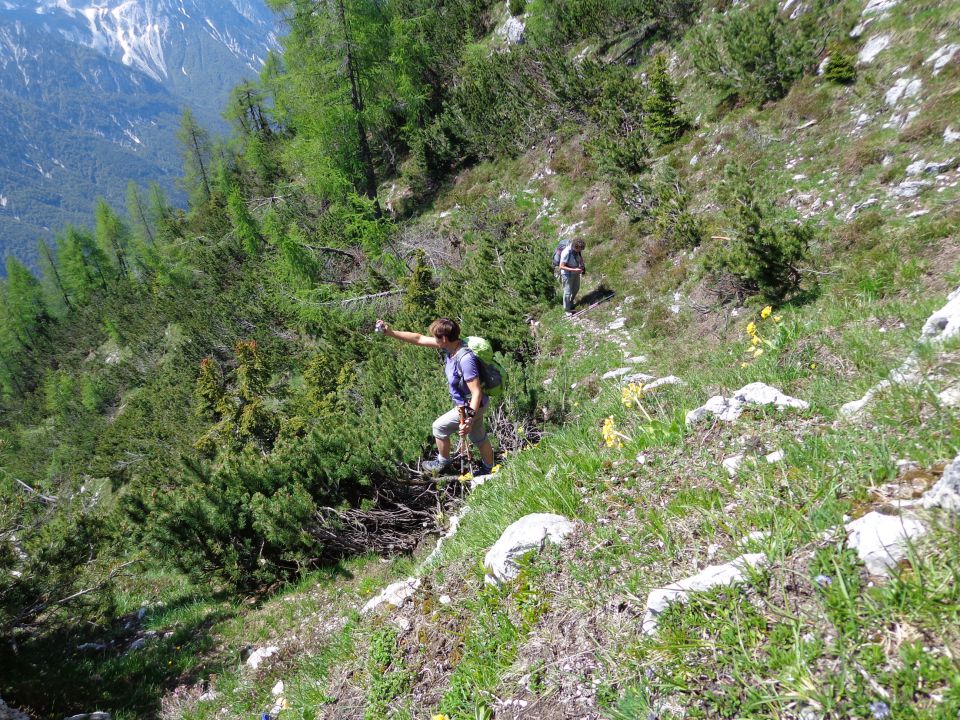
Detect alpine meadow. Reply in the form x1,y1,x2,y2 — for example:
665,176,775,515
2,1,960,719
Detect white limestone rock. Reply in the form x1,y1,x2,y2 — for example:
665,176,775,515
641,553,767,634
858,34,891,64
687,384,808,425
608,317,627,330
921,286,960,343
645,375,685,391
625,372,655,384
0,698,30,720
272,680,285,696
766,449,786,464
844,511,927,576
686,395,740,425
884,77,922,107
484,513,575,585
945,127,960,144
625,355,648,364
361,577,421,614
246,645,279,670
495,15,526,45
925,44,960,75
862,0,898,15
922,452,960,513
602,367,634,381
722,455,744,477
938,387,960,407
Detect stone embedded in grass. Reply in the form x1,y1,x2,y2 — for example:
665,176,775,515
938,387,960,407
483,513,576,585
858,35,891,64
685,383,809,426
922,452,960,513
843,286,960,417
360,577,421,615
625,354,648,364
766,449,785,464
0,698,31,720
884,77,921,107
625,372,655,384
645,375,685,391
921,286,960,343
245,645,279,670
946,127,960,144
844,511,927,576
602,367,634,380
722,455,744,477
608,318,627,330
925,44,960,75
641,553,767,634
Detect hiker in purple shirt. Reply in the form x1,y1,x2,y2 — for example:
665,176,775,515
375,317,495,475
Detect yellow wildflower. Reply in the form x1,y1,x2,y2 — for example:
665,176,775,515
751,335,761,346
602,416,624,449
458,472,473,482
740,362,749,368
761,306,773,319
753,348,764,358
621,382,644,409
491,464,502,474
773,315,783,323
432,715,451,720
746,321,757,336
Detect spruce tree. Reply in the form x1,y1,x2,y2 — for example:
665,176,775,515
644,55,688,144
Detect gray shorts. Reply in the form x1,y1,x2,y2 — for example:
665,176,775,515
433,406,488,445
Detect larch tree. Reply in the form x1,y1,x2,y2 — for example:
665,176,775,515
176,108,214,207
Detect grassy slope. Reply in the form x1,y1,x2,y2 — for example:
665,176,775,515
10,1,960,718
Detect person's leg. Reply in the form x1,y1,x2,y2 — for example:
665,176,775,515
568,272,581,310
467,406,495,469
424,408,460,472
561,274,574,313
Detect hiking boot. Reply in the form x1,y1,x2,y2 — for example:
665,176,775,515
423,457,453,475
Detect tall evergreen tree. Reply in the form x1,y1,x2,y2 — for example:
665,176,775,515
94,198,132,281
644,55,688,144
59,226,110,303
4,257,49,351
176,108,214,206
267,0,393,208
37,238,73,313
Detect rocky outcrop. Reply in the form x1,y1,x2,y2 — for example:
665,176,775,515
842,286,960,416
922,452,960,513
484,514,576,585
686,383,809,425
641,554,767,634
844,512,927,576
361,577,421,614
0,698,30,720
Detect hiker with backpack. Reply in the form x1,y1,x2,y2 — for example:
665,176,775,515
555,238,587,316
375,317,497,476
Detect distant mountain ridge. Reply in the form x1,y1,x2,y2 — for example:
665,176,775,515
0,0,278,272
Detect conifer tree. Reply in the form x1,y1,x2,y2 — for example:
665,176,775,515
227,184,263,257
94,198,132,281
644,55,688,144
4,257,50,350
37,239,73,312
59,226,110,302
126,181,155,246
176,108,213,206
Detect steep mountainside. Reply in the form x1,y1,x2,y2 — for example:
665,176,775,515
0,0,277,271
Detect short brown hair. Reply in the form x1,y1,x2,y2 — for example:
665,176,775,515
429,317,460,341
573,239,586,251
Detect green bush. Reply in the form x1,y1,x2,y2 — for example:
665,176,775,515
644,55,689,145
690,0,821,105
509,0,526,16
585,65,651,217
703,163,813,300
651,164,702,251
823,52,856,84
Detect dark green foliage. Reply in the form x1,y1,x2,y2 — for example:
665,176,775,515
644,55,689,144
651,164,702,250
365,628,413,720
585,65,651,217
509,0,527,15
526,0,700,48
824,52,856,85
703,163,813,300
690,1,821,105
227,184,263,256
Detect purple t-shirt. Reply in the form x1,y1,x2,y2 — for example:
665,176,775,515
445,347,488,407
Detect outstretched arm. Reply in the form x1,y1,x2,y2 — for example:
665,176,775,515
376,320,439,348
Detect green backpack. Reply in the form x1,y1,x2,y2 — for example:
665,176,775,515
455,336,505,399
